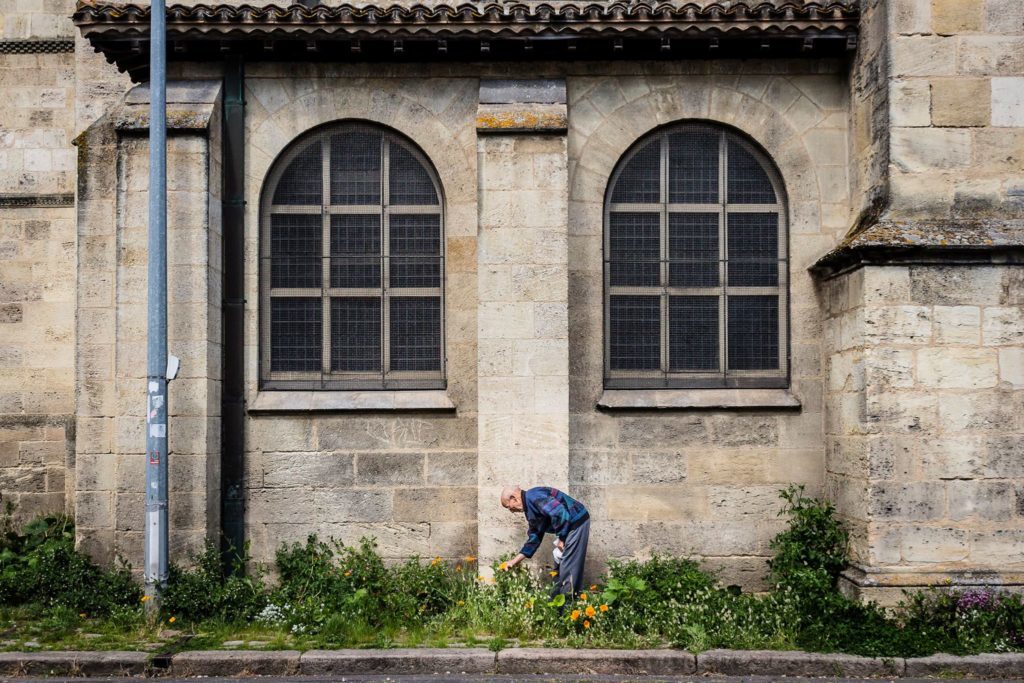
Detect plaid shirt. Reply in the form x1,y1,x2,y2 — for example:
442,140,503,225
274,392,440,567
519,487,589,559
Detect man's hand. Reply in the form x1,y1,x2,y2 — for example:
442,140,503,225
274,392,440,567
502,553,527,571
555,539,565,551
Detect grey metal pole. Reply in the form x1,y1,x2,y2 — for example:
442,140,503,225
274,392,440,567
144,0,168,610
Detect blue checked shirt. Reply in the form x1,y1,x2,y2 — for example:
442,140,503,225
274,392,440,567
519,487,590,559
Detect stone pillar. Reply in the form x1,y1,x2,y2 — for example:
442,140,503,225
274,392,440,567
475,80,570,569
74,81,223,568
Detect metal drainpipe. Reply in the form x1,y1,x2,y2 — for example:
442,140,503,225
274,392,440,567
221,56,246,567
144,0,169,608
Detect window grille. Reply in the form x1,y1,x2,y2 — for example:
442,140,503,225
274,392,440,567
260,123,445,390
604,124,788,389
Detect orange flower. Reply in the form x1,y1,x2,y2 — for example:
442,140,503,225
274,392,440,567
140,596,150,603
477,575,486,581
431,556,442,567
168,617,176,624
585,605,596,618
590,584,597,591
464,555,477,562
600,604,609,612
570,609,581,621
79,613,86,618
456,564,462,572
525,600,534,609
344,570,352,577
499,562,508,571
549,570,558,577
580,592,587,601
583,620,591,629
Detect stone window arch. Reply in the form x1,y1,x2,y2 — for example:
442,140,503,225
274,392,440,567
603,122,789,389
260,122,445,390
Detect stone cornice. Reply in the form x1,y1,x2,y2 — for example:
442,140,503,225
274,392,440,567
809,218,1024,280
74,1,860,81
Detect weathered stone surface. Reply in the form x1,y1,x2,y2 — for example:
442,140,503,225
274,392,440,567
931,78,991,127
497,648,695,675
904,652,1024,678
169,651,301,677
0,651,149,677
697,649,903,677
302,649,495,675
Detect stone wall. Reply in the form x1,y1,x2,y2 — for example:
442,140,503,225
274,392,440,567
887,0,1024,219
241,67,481,564
74,83,224,567
0,0,78,524
563,62,850,589
824,264,1024,603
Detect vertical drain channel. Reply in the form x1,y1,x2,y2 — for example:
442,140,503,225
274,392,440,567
221,56,246,565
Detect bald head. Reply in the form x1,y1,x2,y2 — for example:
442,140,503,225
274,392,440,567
500,486,524,513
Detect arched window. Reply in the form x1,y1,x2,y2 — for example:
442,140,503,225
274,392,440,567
260,123,445,390
604,123,788,389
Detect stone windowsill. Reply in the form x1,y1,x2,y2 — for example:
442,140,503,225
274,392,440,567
250,390,456,413
597,389,801,411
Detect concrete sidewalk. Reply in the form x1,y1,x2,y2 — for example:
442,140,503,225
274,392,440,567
0,648,1022,678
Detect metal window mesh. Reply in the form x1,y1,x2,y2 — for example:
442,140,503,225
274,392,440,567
668,131,719,204
272,144,322,205
669,296,719,371
605,124,787,389
270,298,322,372
669,212,719,288
271,214,322,289
261,123,444,390
609,295,660,371
727,140,777,204
390,296,442,371
609,139,660,203
727,295,779,370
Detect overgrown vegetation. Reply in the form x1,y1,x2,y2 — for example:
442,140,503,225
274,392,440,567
1,486,1023,656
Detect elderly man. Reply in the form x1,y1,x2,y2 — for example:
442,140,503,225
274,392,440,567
499,485,591,597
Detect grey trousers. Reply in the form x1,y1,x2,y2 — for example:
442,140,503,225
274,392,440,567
554,519,590,598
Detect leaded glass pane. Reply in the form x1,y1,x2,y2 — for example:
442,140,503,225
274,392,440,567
390,297,441,371
669,296,718,371
609,295,660,371
727,295,779,370
668,130,719,204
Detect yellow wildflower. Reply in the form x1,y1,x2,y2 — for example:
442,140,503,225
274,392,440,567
600,604,609,612
525,600,533,609
457,600,465,606
590,584,597,591
583,620,591,629
168,617,176,624
431,556,442,567
344,570,352,577
140,596,150,602
499,561,508,571
79,613,86,618
478,575,486,581
456,564,462,572
580,592,587,601
585,605,596,618
570,609,581,621
464,555,476,562
549,570,558,577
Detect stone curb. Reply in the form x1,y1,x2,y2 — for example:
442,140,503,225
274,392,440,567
168,650,301,677
497,647,696,674
0,651,149,677
300,648,495,675
697,649,905,677
3,648,1024,678
904,652,1024,678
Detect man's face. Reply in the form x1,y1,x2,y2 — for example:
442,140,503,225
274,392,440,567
503,492,523,513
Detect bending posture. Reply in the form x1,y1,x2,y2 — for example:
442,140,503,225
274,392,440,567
499,485,590,597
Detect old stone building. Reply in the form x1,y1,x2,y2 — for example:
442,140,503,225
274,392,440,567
0,0,1022,604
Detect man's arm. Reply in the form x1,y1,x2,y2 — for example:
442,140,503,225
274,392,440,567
504,552,527,570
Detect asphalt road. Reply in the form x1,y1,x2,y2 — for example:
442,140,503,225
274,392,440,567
7,676,1021,683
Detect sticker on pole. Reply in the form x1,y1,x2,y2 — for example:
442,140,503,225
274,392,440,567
149,423,166,438
149,450,160,465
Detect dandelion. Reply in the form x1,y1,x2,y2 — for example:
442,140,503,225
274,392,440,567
79,613,86,618
600,604,609,612
583,620,591,629
525,600,534,609
585,605,596,618
580,592,587,601
431,556,442,567
464,555,476,562
570,609,581,621
140,596,150,603
456,564,462,572
499,561,508,571
457,600,465,606
590,584,597,591
549,570,558,577
168,617,176,624
344,570,352,577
